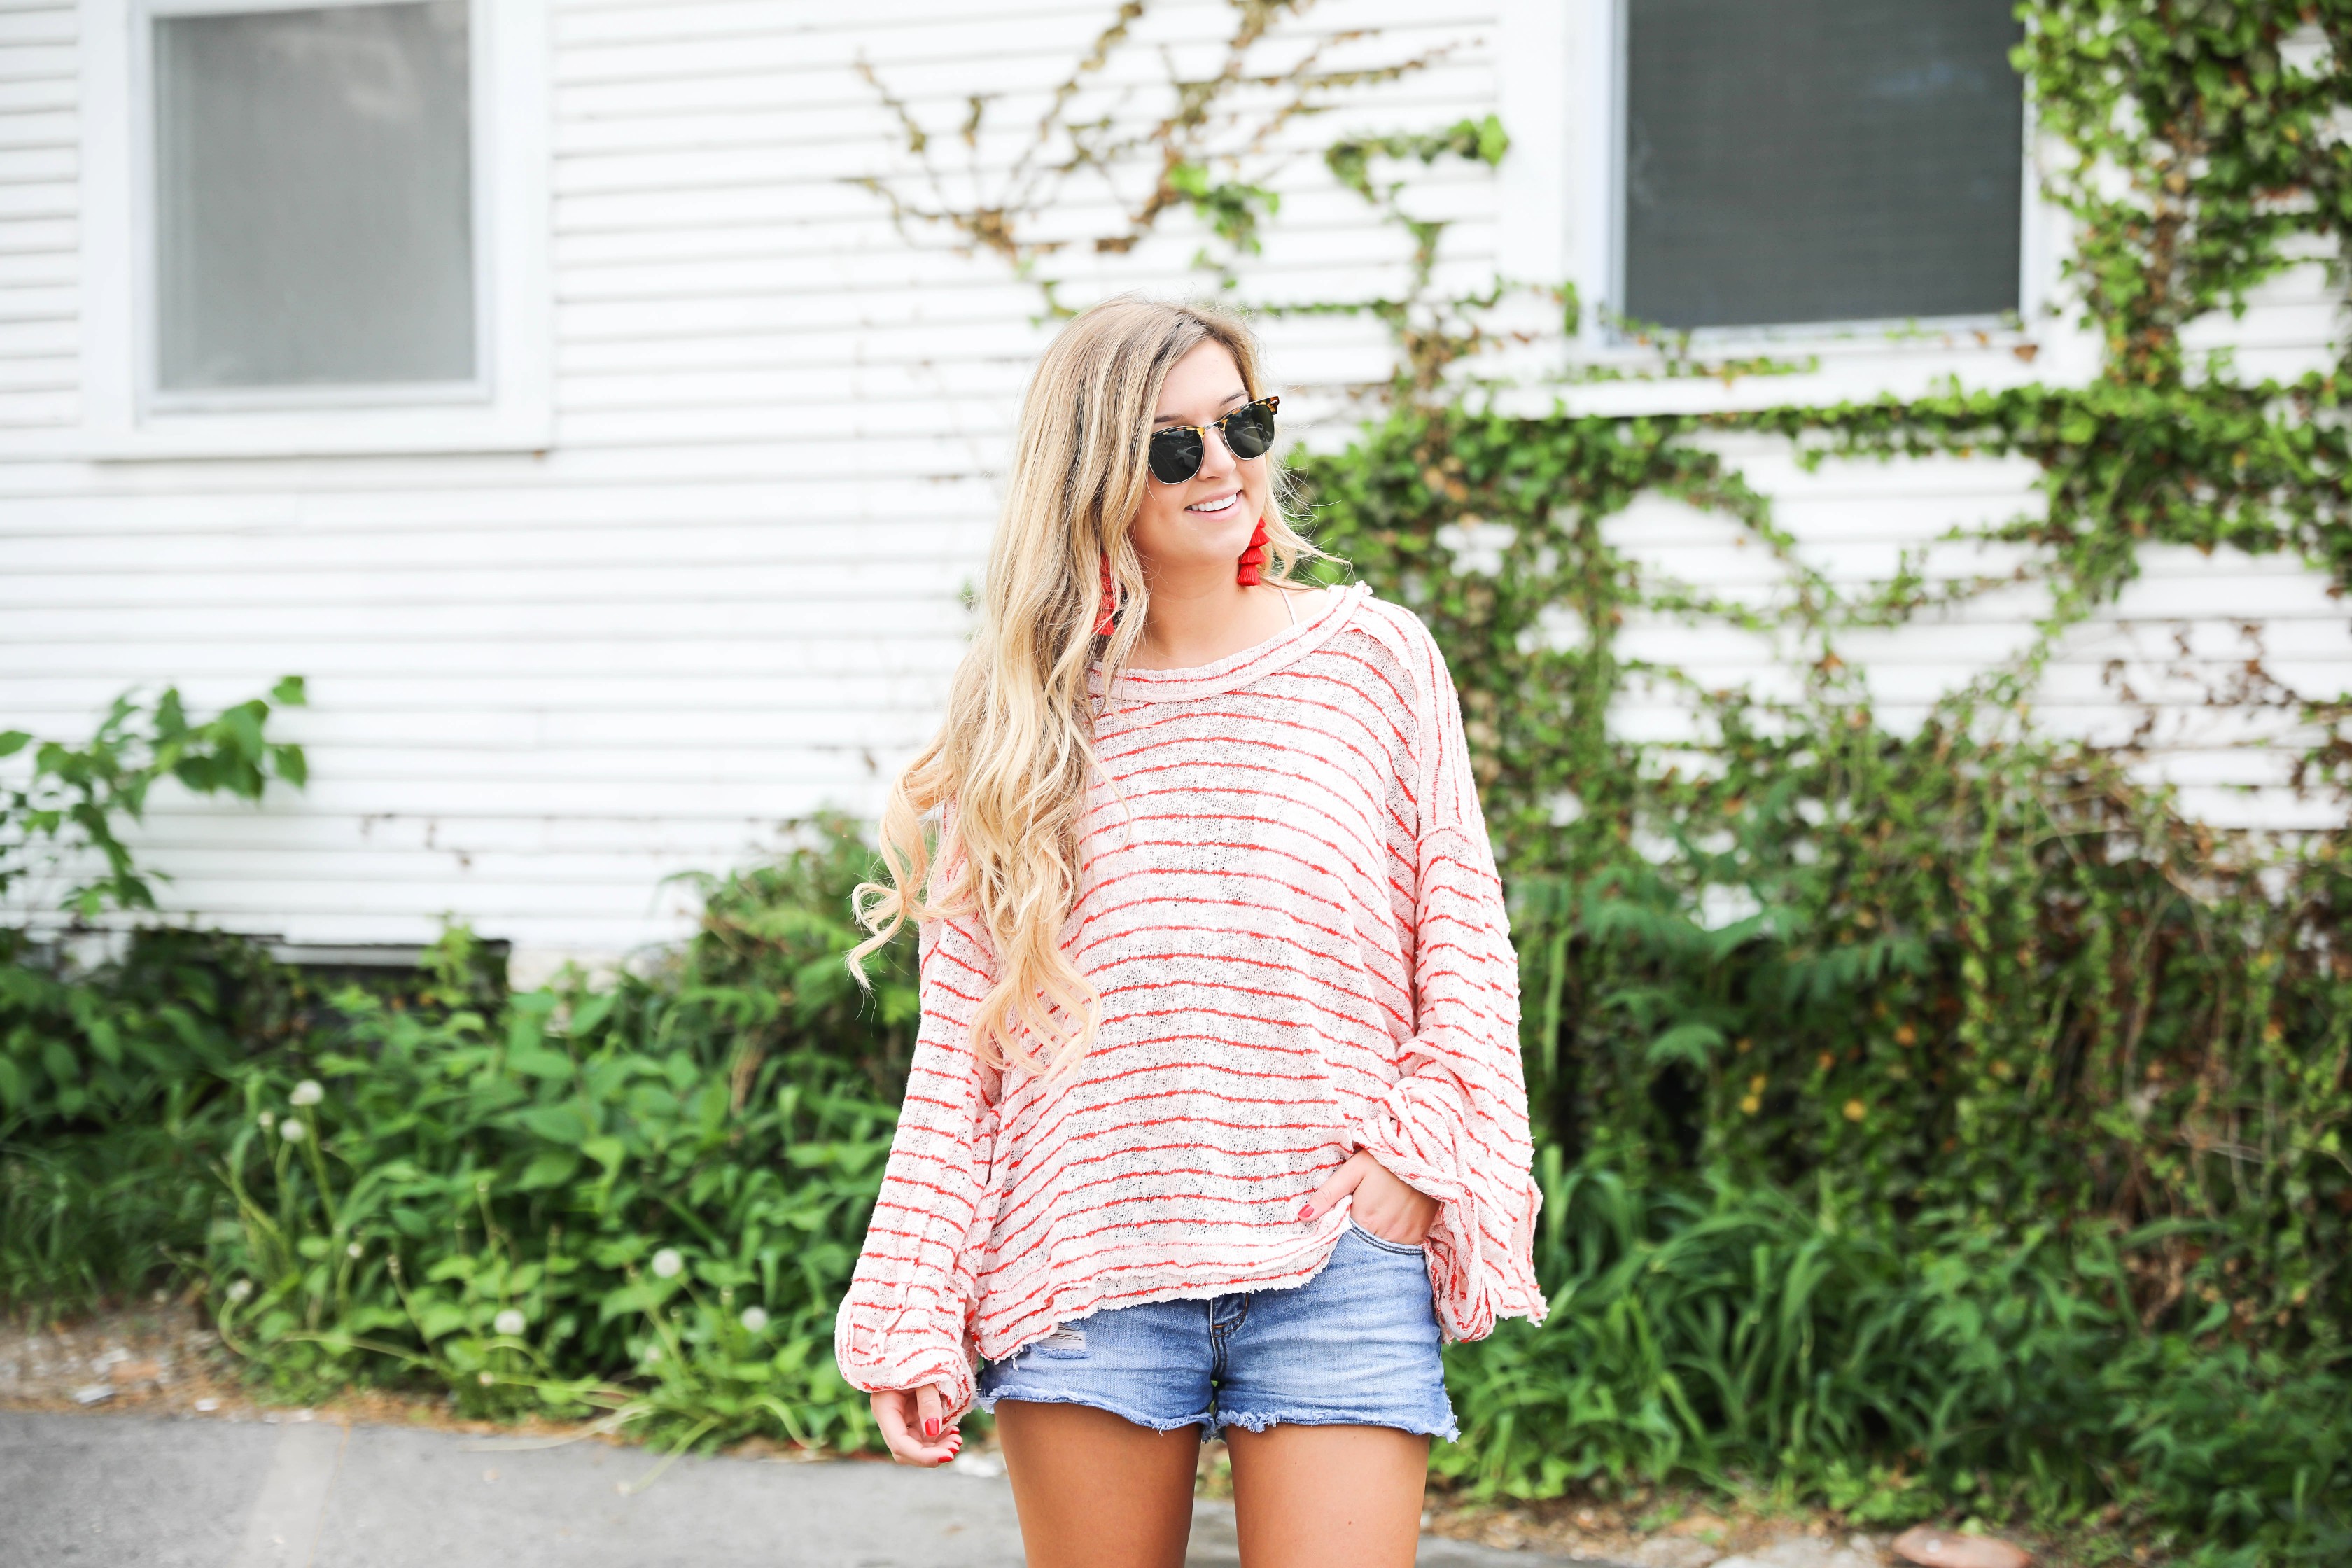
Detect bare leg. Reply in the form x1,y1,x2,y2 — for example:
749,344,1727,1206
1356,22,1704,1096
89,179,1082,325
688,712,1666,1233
994,1401,1203,1568
1226,1424,1429,1568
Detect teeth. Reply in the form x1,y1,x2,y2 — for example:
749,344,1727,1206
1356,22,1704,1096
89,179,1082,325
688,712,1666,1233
1187,493,1239,513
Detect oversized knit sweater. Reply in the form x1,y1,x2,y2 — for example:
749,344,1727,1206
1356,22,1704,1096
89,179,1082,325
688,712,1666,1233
834,584,1546,1418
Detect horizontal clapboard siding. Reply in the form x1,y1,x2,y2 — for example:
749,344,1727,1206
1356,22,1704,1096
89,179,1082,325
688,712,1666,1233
0,0,2344,969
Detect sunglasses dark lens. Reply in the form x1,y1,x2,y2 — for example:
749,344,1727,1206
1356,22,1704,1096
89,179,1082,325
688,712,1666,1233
1224,402,1275,459
1148,428,1204,484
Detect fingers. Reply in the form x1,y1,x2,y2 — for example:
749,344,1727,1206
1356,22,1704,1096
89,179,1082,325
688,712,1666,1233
1348,1157,1441,1244
872,1387,962,1467
1298,1149,1370,1222
916,1382,946,1443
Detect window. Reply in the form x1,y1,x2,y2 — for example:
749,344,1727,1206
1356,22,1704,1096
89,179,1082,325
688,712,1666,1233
153,3,476,396
80,0,549,457
1618,0,2025,333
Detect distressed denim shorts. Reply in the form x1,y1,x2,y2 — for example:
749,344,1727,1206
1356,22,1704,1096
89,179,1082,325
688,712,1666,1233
974,1219,1458,1441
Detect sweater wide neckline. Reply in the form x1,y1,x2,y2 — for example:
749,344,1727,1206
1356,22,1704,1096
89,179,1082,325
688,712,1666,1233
1093,582,1368,706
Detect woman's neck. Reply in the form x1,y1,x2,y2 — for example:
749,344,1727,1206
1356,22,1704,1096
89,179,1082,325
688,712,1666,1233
1127,577,1299,671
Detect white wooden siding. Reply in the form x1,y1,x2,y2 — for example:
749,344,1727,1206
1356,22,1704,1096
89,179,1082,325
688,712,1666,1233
1,0,2344,974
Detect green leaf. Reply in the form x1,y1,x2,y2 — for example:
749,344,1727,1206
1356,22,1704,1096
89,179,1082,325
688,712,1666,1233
505,1046,576,1082
518,1150,582,1190
414,1303,468,1340
1644,1022,1726,1070
516,1105,587,1145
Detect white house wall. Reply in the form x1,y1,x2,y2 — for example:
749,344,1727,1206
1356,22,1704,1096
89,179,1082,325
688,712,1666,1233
0,1,2345,974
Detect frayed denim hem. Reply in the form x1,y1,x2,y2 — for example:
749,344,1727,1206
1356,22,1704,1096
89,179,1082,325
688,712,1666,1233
976,1387,1212,1436
1211,1409,1460,1444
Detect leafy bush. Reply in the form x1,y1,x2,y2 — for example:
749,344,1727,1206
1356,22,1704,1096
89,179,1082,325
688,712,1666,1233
1440,1171,2352,1564
203,843,916,1453
3,682,314,1305
2,678,307,923
0,927,309,1309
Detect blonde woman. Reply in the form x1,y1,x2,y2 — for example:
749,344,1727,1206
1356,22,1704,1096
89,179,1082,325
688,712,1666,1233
835,297,1544,1568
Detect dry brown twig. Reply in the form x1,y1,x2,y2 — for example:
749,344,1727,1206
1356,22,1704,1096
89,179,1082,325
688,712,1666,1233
849,1,1448,299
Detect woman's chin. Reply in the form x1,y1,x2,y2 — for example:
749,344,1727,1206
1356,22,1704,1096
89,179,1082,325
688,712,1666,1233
1135,494,1264,575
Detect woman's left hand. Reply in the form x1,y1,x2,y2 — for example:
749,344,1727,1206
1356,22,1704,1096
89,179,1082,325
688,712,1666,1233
1298,1149,1439,1246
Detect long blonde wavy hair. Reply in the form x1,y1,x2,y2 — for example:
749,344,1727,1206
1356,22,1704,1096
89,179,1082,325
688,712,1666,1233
846,297,1320,1079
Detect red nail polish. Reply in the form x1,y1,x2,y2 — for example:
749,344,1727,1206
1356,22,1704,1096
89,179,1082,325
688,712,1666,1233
1297,1203,1315,1221
923,1418,940,1438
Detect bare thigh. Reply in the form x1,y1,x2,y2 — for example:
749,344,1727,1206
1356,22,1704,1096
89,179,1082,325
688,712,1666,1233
1226,1423,1429,1568
994,1401,1203,1568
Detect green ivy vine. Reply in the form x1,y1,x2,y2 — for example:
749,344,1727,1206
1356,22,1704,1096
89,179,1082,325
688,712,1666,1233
1293,0,2352,1425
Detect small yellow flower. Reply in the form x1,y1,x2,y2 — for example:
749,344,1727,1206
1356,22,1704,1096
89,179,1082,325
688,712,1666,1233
1749,1073,1768,1093
1740,1094,1761,1115
1842,1099,1867,1121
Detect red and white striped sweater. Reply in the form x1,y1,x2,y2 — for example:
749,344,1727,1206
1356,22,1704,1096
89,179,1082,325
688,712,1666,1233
834,584,1546,1417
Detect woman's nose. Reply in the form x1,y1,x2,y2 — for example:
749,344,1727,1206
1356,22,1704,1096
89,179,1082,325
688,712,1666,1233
1195,424,1240,477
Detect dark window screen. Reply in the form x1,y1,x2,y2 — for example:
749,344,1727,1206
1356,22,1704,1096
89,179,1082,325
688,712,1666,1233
1622,0,2023,332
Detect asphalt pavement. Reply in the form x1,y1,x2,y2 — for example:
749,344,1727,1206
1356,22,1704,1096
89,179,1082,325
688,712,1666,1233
0,1409,1602,1567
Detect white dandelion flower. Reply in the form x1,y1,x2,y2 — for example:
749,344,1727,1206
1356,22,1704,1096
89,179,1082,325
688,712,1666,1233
290,1079,323,1107
739,1307,769,1333
258,1110,274,1130
477,1371,495,1386
650,1247,683,1280
493,1309,526,1337
279,1119,306,1143
225,1279,253,1303
347,1241,363,1259
641,1343,663,1364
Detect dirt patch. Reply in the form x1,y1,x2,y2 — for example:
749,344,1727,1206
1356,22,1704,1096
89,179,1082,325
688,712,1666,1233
0,1298,664,1446
0,1294,247,1418
1422,1492,1898,1567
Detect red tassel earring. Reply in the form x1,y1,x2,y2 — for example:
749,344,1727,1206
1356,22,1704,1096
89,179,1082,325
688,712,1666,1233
1236,514,1272,587
1094,554,1118,637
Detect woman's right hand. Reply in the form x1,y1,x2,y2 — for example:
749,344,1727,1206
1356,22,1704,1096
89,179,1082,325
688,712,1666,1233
871,1385,962,1466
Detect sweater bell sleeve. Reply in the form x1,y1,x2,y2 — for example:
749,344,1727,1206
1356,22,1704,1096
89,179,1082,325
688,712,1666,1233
832,918,1000,1419
1351,624,1548,1343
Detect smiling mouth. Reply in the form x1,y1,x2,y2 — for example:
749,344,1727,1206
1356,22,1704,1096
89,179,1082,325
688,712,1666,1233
1186,492,1241,514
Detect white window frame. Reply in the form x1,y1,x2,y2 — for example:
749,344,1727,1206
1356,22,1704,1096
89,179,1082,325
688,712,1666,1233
79,0,550,458
1496,0,2084,412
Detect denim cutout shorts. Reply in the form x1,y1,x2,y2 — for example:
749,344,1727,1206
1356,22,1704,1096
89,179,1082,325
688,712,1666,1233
974,1219,1458,1441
